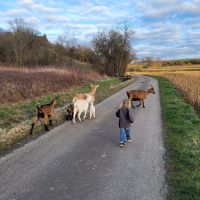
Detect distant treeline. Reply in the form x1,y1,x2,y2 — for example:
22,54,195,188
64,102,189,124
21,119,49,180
0,19,98,68
0,19,134,76
162,59,200,66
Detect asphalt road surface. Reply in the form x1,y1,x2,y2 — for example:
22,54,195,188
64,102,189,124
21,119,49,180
0,76,167,200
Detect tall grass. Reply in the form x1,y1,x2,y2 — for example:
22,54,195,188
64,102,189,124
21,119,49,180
128,64,200,72
0,65,101,105
159,72,200,108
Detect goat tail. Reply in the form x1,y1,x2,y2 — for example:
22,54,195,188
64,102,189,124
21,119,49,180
126,91,130,98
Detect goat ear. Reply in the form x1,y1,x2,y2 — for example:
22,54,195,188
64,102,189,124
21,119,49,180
90,84,93,87
96,85,99,88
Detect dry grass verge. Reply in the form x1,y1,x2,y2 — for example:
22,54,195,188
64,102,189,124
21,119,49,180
0,66,101,105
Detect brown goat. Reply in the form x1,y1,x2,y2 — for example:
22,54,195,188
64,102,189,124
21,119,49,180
30,99,57,134
73,84,99,103
126,85,155,108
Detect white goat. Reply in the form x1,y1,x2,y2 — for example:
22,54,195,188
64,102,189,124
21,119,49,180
73,99,89,124
72,93,93,104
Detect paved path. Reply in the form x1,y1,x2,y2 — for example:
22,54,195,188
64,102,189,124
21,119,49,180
0,76,166,200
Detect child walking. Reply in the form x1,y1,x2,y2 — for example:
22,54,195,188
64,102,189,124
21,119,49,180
116,99,134,147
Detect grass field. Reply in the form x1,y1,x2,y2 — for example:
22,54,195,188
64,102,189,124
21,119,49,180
0,77,135,151
143,64,200,72
157,77,200,200
128,63,200,72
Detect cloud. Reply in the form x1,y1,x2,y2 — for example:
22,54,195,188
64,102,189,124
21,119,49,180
182,1,200,14
4,8,29,16
135,23,182,46
26,16,40,26
45,15,69,23
135,0,200,21
135,43,200,60
83,5,112,15
18,0,62,13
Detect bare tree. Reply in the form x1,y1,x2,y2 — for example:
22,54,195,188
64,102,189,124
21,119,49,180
9,18,38,66
92,23,134,76
143,57,153,68
57,32,77,49
57,32,78,65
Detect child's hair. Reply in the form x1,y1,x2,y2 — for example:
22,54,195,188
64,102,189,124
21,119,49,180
119,99,132,109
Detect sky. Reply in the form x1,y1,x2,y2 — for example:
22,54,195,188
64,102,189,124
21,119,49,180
0,0,200,60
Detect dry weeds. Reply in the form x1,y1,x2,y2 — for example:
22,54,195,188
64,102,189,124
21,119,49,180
0,66,101,105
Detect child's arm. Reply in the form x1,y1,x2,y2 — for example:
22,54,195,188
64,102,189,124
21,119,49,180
116,109,120,118
127,109,134,123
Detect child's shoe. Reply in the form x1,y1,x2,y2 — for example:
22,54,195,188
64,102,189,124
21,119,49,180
120,142,125,147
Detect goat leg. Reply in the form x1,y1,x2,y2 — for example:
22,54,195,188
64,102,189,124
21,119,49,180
131,101,135,109
30,116,39,134
78,112,82,122
67,114,73,121
83,111,87,120
137,101,141,107
49,119,53,126
73,109,77,124
142,99,145,108
89,111,92,119
30,123,35,134
44,115,50,130
44,124,49,131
